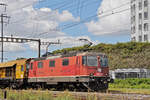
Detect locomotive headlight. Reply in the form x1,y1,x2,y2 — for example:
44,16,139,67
98,68,101,72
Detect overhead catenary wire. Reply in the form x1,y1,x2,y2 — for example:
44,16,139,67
62,8,130,30
9,0,100,38
34,2,130,37
60,1,130,28
10,0,98,25
5,0,131,39
10,0,74,24
35,8,130,38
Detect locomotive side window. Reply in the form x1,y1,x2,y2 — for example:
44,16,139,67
62,59,69,66
30,63,33,70
82,56,87,65
38,62,43,68
49,60,55,67
21,65,24,72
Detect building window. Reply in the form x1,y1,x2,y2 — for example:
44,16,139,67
131,16,136,23
144,0,148,7
132,37,136,41
144,23,148,31
38,62,43,68
30,63,33,70
144,34,148,41
131,5,136,15
49,60,55,67
139,24,142,31
139,35,142,42
144,12,148,20
21,65,24,72
131,26,136,34
139,2,142,10
139,13,142,20
133,4,136,11
62,59,69,66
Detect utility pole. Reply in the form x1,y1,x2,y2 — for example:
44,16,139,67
0,3,10,62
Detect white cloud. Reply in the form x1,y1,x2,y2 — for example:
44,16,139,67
86,0,130,35
57,10,80,22
0,0,81,52
0,43,26,52
0,0,79,38
40,8,52,12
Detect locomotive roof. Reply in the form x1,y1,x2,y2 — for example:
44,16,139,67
32,52,106,61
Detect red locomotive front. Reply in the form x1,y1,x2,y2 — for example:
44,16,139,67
27,52,111,91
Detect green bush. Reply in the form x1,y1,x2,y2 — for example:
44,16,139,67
110,78,150,89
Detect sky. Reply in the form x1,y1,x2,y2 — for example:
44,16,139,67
0,0,131,61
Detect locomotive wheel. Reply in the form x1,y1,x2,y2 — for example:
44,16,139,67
82,81,108,92
10,83,18,89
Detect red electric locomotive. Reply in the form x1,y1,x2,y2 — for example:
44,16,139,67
27,52,111,91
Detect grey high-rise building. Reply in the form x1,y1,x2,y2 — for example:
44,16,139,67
131,0,149,42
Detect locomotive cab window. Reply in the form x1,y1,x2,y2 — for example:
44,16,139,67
82,56,98,67
38,62,43,68
100,56,108,67
62,59,69,66
49,60,55,67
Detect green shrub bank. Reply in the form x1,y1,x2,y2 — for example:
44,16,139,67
53,42,150,69
109,78,150,89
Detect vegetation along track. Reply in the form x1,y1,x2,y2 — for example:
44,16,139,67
1,90,150,100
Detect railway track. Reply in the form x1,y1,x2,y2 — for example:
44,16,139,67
50,91,150,100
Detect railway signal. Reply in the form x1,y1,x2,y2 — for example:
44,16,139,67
0,36,60,59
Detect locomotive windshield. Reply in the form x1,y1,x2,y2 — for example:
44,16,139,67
82,56,98,67
100,56,108,67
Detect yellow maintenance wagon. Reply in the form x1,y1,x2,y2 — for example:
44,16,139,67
0,59,30,88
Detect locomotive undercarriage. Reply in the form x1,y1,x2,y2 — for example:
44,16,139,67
0,76,110,92
26,76,110,92
82,77,109,92
0,79,25,89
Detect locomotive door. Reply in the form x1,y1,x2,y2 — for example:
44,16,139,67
29,62,37,77
33,62,37,77
76,56,80,75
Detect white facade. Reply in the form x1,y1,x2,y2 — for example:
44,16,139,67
110,68,150,79
131,0,150,42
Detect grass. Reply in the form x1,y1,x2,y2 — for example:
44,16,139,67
108,78,150,95
0,90,80,100
0,85,150,100
109,78,150,89
0,89,140,100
